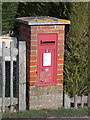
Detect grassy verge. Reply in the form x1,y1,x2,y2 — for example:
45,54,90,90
2,107,89,118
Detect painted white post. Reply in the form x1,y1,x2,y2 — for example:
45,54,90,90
18,41,26,111
64,93,70,108
2,42,5,113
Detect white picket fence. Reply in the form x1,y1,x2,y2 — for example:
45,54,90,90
0,37,26,113
64,93,88,108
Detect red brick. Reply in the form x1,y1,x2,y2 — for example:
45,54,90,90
57,75,63,79
31,30,44,34
58,30,64,34
31,26,37,30
30,67,37,71
58,45,64,50
41,26,54,29
57,60,64,64
57,70,63,74
57,65,63,69
58,50,64,55
58,40,64,44
52,30,59,33
58,55,64,59
30,82,36,86
30,77,37,82
31,35,37,40
43,30,52,33
56,25,65,29
31,41,37,45
57,80,63,84
29,72,37,77
30,51,37,55
58,34,64,39
37,26,41,29
31,46,37,50
30,62,37,66
30,56,37,61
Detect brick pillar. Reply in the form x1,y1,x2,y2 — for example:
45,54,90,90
19,24,65,109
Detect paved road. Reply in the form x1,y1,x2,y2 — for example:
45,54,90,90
1,116,89,120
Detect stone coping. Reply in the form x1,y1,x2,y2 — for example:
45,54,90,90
16,16,70,25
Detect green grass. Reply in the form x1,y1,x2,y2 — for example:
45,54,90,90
2,107,89,118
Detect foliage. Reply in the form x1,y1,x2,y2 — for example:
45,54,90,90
2,108,88,118
16,2,69,18
2,2,70,35
2,2,19,34
64,2,89,97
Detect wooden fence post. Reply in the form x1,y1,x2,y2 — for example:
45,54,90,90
2,42,6,113
18,41,26,111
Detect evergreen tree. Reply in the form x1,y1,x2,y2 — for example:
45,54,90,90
64,2,89,97
2,2,19,34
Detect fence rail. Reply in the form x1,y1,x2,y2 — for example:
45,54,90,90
0,39,26,113
64,93,88,108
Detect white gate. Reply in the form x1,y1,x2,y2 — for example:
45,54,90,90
0,37,26,113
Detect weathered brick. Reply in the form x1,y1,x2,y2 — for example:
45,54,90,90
57,75,63,79
31,46,37,50
58,40,64,44
30,50,37,56
31,30,44,34
56,25,65,29
30,62,37,66
31,26,37,30
58,50,64,55
58,45,64,50
43,30,53,33
31,34,37,40
58,30,64,34
57,80,63,84
30,67,37,71
57,65,63,69
41,26,54,29
57,59,64,64
30,77,37,82
30,81,36,86
29,72,37,77
58,34,65,39
30,56,37,60
31,41,37,45
57,69,63,74
58,55,64,59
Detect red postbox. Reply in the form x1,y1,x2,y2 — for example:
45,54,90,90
37,33,58,86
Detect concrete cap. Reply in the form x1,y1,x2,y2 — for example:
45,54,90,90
16,16,70,25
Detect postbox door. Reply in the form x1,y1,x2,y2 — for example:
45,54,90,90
38,48,56,85
37,33,58,86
